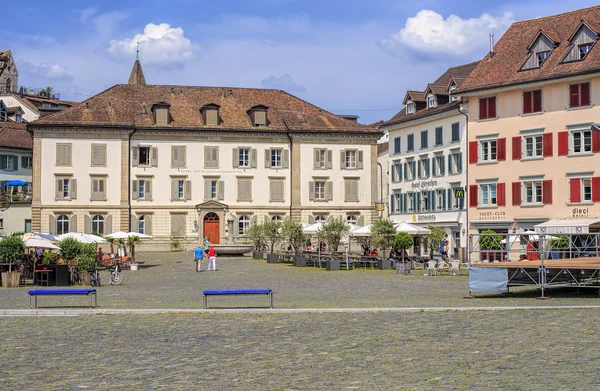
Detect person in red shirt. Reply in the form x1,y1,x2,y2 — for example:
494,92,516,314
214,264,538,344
369,248,379,257
207,245,217,271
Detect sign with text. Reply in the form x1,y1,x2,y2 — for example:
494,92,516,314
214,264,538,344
454,187,465,199
573,207,589,217
478,211,506,220
410,180,438,190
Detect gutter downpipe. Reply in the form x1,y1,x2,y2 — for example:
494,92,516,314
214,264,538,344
457,105,470,272
377,161,383,216
128,127,138,231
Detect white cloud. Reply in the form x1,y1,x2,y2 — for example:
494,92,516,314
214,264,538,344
381,10,514,57
93,11,128,35
20,62,74,82
79,7,98,24
262,74,306,93
108,23,197,68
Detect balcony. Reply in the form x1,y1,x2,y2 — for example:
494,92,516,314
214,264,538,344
1,191,32,203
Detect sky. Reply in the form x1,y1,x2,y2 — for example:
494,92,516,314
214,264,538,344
4,0,599,124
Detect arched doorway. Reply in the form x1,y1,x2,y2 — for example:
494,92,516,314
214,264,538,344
203,212,220,244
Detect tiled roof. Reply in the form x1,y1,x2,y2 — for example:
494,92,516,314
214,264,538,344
128,60,146,86
23,95,76,107
426,84,449,96
0,122,32,150
433,61,480,86
33,84,380,134
402,90,425,104
383,101,461,127
6,106,23,114
459,6,600,94
368,120,384,129
377,142,389,155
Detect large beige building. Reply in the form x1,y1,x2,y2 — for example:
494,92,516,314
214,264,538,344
458,6,600,240
29,60,381,249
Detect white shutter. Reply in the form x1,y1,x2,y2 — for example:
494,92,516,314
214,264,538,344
232,148,239,168
264,149,271,168
185,180,191,200
250,148,257,168
309,181,315,201
132,147,139,166
204,180,211,200
282,149,289,169
340,150,346,170
326,150,332,169
151,147,158,167
326,181,333,201
357,150,364,169
217,180,224,200
132,180,138,200
70,179,77,199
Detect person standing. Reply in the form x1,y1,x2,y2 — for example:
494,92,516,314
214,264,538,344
440,234,450,264
193,244,204,272
207,245,216,271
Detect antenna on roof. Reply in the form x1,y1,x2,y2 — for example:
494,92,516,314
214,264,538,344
136,41,141,60
489,33,495,59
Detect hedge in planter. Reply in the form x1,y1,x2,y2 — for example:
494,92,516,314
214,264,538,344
479,229,504,262
0,236,24,288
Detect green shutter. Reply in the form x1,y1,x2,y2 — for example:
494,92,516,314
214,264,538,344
458,152,463,172
448,155,453,174
442,190,446,210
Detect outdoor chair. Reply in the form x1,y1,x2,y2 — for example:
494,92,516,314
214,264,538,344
412,259,423,271
437,261,450,275
551,251,559,260
425,260,437,276
460,262,469,275
450,261,460,276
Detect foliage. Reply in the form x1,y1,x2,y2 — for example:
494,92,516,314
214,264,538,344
282,219,307,256
116,238,127,255
423,226,446,258
246,223,266,251
59,237,82,261
479,229,504,251
106,237,116,254
369,219,396,257
41,86,54,97
127,235,140,260
170,231,181,250
0,236,24,272
317,218,349,253
263,220,282,254
80,243,97,259
42,251,58,265
551,234,569,250
393,232,414,253
77,255,97,272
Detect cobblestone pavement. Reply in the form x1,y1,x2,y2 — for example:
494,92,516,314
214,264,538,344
1,309,599,390
1,252,600,310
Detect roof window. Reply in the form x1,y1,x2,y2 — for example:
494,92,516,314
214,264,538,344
248,105,269,127
579,43,593,60
201,103,220,126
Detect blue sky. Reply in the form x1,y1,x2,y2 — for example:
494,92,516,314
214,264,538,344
4,0,599,124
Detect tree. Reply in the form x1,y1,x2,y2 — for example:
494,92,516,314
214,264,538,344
369,219,396,257
317,218,349,252
263,220,282,254
0,236,24,272
423,226,446,259
127,235,140,261
479,229,504,261
282,219,307,256
246,223,266,251
59,237,82,262
106,237,116,254
393,232,414,262
41,86,54,97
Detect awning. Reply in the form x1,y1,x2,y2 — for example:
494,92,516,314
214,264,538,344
534,219,600,234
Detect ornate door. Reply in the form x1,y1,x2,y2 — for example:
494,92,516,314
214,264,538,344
203,212,220,244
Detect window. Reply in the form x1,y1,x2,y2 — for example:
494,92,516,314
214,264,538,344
315,215,326,222
537,51,550,67
133,178,152,201
271,149,282,168
317,149,326,168
171,146,186,168
253,110,267,127
523,90,543,114
56,215,69,235
269,178,285,202
451,123,460,142
0,105,6,121
427,95,435,108
407,134,414,152
91,144,107,166
204,146,219,168
2,155,15,171
345,150,356,168
570,177,593,203
579,43,593,60
238,215,250,235
139,146,150,166
420,131,428,149
433,155,444,176
92,215,104,235
449,152,461,174
21,157,32,169
271,215,283,222
177,180,184,199
480,140,497,162
15,112,22,123
239,148,249,167
56,177,76,200
56,143,72,166
422,191,429,212
405,160,415,181
394,137,401,154
449,86,457,102
315,181,326,200
523,180,542,204
479,97,497,120
237,177,252,202
391,162,401,183
569,82,591,108
407,193,414,212
344,178,359,202
572,130,592,154
435,127,443,146
202,106,219,126
582,178,592,202
91,177,106,201
347,215,357,225
524,134,543,158
419,157,429,178
0,219,4,229
480,183,497,206
407,101,414,114
138,180,146,199
138,215,146,234
436,190,444,210
210,180,217,199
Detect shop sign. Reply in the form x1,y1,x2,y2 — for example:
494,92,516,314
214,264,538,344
417,214,436,222
572,208,589,217
478,211,506,220
411,180,438,190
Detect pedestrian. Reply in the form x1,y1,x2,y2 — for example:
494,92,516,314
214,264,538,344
207,245,216,271
193,243,204,272
203,236,210,251
440,234,450,264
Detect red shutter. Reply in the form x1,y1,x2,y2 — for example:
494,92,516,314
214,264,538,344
542,180,552,205
533,90,543,112
558,131,569,156
512,136,521,160
488,97,497,118
523,91,532,114
512,182,521,206
593,177,600,202
542,133,553,157
496,183,506,206
592,130,600,153
469,184,478,207
469,141,478,164
497,138,506,160
570,84,580,108
581,82,591,107
479,98,487,119
570,178,581,203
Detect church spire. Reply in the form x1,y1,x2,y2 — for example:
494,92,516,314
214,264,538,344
128,58,146,86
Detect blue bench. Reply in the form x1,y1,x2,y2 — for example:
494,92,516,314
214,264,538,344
202,289,274,309
28,289,97,308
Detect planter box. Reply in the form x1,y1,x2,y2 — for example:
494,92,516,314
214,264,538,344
293,255,306,267
1,271,19,288
377,258,391,270
326,260,340,271
267,254,279,264
253,251,264,260
396,262,410,275
130,264,139,271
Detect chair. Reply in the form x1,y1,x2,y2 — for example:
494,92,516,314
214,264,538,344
437,261,450,275
425,260,437,276
450,261,460,276
551,251,559,260
460,262,470,275
412,259,423,271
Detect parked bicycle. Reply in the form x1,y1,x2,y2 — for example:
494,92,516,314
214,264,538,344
108,262,125,285
90,266,101,287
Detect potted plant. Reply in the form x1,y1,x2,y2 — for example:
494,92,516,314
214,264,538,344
170,230,182,252
393,231,414,274
77,256,96,285
317,218,349,253
263,220,282,263
422,226,446,261
42,252,58,265
282,219,307,267
0,236,24,288
369,219,396,258
246,223,266,259
479,229,503,262
127,235,140,268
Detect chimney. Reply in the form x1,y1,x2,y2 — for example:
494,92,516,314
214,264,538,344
489,33,495,59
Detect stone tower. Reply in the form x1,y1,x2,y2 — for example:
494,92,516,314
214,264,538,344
0,50,18,93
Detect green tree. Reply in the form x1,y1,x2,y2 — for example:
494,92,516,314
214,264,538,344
263,220,282,254
0,236,25,272
127,235,140,261
106,237,116,254
59,237,82,262
393,232,414,261
282,219,307,256
423,226,446,259
317,218,349,252
369,219,396,257
246,223,266,251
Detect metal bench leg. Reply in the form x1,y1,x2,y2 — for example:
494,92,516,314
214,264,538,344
269,292,273,309
202,294,206,309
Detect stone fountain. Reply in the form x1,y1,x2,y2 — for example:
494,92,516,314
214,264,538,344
212,217,253,256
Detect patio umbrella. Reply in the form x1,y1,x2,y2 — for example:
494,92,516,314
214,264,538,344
302,222,323,234
394,221,431,235
57,232,106,243
105,231,152,239
3,180,27,187
126,232,153,239
349,225,373,237
33,232,59,242
24,237,60,250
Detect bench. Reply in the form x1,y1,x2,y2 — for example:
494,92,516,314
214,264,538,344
28,289,97,308
202,289,274,309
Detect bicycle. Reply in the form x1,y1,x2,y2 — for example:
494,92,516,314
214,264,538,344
90,267,101,287
108,263,125,285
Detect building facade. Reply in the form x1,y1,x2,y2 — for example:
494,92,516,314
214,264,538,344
382,62,478,260
29,60,381,250
458,6,600,247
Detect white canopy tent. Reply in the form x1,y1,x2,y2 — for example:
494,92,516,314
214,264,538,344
349,225,373,237
24,237,60,250
57,232,106,243
105,231,153,239
302,222,323,234
394,221,431,235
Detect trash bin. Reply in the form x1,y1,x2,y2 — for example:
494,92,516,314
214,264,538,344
326,260,340,271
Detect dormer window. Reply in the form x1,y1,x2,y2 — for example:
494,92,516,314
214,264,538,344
407,101,414,114
152,102,171,126
427,95,435,109
201,103,221,126
449,86,457,102
0,104,6,122
579,43,593,60
248,105,269,127
15,112,22,123
537,51,550,67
